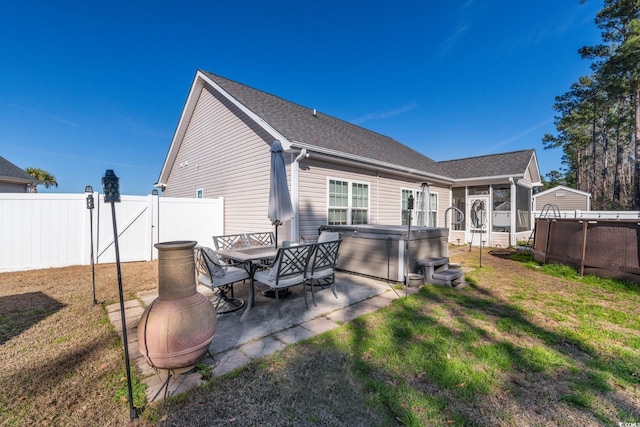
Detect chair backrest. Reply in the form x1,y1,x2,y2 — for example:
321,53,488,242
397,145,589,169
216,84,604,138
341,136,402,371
269,244,313,283
245,232,274,246
318,231,340,243
195,246,226,279
309,239,342,275
212,234,247,250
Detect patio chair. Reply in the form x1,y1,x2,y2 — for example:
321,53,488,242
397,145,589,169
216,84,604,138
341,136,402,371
212,234,248,250
306,239,342,306
245,232,274,246
213,233,249,266
317,231,340,243
253,244,314,318
194,246,248,314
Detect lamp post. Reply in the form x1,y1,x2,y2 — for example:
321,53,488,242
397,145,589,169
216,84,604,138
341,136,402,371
405,194,414,297
85,185,96,305
102,170,137,421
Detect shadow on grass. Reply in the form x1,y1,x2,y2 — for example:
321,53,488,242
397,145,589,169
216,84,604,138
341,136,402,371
326,282,640,425
0,292,66,345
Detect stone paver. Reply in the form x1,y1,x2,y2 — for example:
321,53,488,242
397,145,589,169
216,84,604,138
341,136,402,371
239,336,286,359
299,316,339,335
274,325,316,345
211,348,251,377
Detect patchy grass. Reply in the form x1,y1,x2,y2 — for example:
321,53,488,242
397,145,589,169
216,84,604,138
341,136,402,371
1,247,640,426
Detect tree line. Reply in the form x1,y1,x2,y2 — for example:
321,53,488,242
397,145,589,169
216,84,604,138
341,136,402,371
543,0,640,210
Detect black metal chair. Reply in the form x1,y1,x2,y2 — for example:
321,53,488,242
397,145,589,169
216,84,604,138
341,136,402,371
253,244,313,318
244,232,275,247
194,246,248,314
306,239,342,306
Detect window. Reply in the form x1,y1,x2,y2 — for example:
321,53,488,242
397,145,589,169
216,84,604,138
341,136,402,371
516,184,531,232
427,193,438,227
492,185,510,232
402,189,437,226
328,179,369,225
196,188,203,198
452,188,465,230
401,189,413,225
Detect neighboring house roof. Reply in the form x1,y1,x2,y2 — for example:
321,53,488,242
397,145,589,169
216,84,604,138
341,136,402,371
533,185,591,199
0,156,37,185
158,70,540,187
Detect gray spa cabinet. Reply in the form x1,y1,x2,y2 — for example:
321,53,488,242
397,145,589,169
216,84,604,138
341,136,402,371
318,225,449,282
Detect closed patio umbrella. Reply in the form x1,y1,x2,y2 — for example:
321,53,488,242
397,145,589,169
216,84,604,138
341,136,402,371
268,140,294,248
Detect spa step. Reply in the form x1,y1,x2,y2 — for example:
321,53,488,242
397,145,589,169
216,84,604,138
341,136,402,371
432,269,464,286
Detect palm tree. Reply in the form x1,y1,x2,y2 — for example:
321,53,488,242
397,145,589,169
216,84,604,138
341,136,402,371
24,167,58,193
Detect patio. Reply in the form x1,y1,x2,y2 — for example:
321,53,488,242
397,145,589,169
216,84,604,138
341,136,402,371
107,271,419,402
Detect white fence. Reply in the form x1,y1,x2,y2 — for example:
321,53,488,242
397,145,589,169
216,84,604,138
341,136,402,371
0,193,224,272
534,210,640,220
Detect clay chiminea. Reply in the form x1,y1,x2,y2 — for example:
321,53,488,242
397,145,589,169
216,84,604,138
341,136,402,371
137,241,216,369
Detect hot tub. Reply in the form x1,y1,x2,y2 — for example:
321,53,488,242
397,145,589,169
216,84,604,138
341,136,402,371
318,224,449,282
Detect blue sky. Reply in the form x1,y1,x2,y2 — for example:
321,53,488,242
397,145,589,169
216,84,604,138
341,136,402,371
0,1,603,195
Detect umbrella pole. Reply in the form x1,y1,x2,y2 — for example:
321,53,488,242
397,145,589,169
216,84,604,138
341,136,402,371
274,224,278,249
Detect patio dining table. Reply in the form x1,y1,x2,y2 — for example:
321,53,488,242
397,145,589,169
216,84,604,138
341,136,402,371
216,245,278,310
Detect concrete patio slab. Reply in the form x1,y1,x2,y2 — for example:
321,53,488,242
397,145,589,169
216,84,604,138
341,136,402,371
109,271,416,402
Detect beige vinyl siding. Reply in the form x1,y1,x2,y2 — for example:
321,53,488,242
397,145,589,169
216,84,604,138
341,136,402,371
491,233,510,248
536,190,588,210
297,158,450,242
0,183,28,193
163,85,289,239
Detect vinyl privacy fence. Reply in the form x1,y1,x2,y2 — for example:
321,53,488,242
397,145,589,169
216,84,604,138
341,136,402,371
0,193,224,272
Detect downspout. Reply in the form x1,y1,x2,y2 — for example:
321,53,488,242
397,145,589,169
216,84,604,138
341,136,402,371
509,177,516,247
291,148,309,242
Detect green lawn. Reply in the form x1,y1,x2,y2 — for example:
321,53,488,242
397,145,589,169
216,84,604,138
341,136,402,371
146,252,640,426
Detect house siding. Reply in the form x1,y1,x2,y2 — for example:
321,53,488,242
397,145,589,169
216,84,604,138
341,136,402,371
535,190,589,210
163,85,289,240
297,158,450,243
0,182,28,193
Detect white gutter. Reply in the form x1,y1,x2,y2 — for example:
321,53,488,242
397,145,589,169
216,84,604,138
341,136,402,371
290,148,309,242
292,143,453,185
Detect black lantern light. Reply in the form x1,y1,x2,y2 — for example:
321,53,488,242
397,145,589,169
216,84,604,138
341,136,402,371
102,170,137,420
85,185,96,305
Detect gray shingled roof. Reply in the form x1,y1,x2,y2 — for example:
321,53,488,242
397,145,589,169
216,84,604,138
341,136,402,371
202,71,447,177
437,150,535,179
0,156,35,182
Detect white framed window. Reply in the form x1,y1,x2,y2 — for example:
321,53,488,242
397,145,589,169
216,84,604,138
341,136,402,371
401,188,438,226
328,178,369,225
196,188,204,199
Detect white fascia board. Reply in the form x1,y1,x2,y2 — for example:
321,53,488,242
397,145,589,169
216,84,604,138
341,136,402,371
452,174,525,185
534,185,592,198
0,176,38,185
291,141,454,185
199,72,291,149
527,151,542,184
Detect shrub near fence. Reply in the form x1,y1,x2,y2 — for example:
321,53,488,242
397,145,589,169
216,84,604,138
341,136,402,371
532,218,640,283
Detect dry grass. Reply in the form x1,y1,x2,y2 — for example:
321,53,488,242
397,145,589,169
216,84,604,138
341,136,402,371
0,261,159,426
1,247,640,426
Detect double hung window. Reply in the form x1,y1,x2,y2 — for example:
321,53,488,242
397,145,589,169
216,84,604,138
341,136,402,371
328,179,369,225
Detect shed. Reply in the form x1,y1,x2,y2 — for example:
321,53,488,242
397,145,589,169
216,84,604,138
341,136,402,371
533,185,591,211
